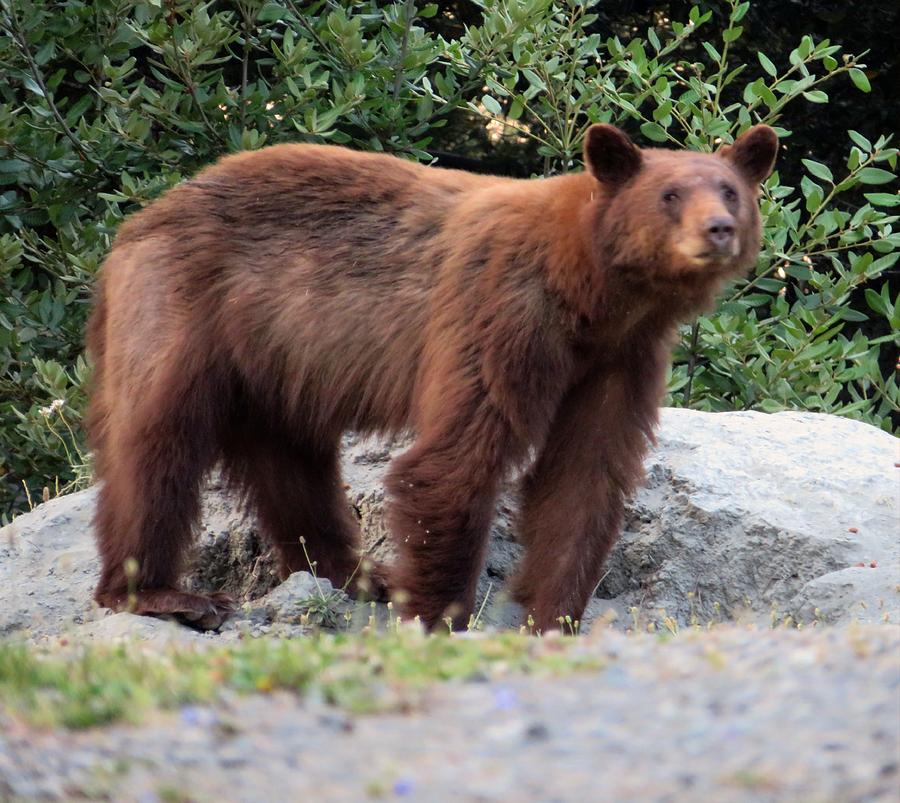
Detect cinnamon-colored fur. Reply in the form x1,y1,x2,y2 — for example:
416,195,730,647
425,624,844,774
86,124,778,632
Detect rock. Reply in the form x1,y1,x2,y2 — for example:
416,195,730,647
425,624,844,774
0,488,99,638
187,476,281,600
68,612,216,646
0,409,896,640
789,564,900,625
594,409,899,629
254,571,345,626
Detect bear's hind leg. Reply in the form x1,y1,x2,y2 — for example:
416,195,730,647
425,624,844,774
92,369,234,630
224,434,386,599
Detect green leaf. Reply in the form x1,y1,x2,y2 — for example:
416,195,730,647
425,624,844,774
871,253,900,273
757,52,777,77
858,168,897,185
864,192,900,207
258,3,291,22
802,159,833,183
0,159,28,173
865,288,888,316
733,2,751,22
752,79,777,108
798,35,814,59
839,308,869,322
481,95,502,116
702,41,721,61
849,68,871,93
640,122,668,143
800,175,823,210
521,69,545,91
802,90,828,103
722,26,743,43
848,130,872,152
22,75,45,97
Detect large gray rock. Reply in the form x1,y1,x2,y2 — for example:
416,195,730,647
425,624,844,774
598,409,898,628
1,409,896,639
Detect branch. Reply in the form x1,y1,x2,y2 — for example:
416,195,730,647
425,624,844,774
240,23,250,132
162,8,226,146
393,0,416,103
285,0,334,59
681,322,702,407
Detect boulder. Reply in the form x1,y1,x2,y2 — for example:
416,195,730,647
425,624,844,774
1,409,896,639
596,409,898,629
0,488,99,638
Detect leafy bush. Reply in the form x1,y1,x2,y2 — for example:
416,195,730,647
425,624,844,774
0,0,896,519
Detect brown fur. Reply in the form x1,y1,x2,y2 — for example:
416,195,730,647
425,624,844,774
86,124,777,632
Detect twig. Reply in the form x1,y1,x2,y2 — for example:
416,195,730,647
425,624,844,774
682,322,701,407
240,13,251,132
285,0,332,57
162,6,226,146
392,0,416,102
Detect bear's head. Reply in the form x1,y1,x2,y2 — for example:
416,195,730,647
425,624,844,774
583,124,778,283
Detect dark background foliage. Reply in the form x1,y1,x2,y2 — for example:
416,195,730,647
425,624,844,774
427,0,899,179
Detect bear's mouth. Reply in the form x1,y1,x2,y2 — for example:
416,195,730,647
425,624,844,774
673,237,740,272
692,248,738,268
689,251,728,266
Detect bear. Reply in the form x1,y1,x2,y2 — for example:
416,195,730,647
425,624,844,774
86,123,778,633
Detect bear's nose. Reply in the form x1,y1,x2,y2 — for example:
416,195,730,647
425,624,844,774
705,216,736,252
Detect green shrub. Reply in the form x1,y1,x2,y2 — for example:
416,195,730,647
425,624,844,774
0,0,896,520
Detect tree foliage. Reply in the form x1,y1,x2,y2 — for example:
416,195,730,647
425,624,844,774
0,0,897,519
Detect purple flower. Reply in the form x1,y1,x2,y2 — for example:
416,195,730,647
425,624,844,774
180,705,216,727
493,686,518,710
394,777,414,796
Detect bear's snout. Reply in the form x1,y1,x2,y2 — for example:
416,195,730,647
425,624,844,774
704,215,736,254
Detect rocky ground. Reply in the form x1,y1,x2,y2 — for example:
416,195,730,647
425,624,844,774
1,409,898,801
2,627,898,802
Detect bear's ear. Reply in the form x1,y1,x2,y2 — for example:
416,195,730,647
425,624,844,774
721,125,778,185
583,124,642,187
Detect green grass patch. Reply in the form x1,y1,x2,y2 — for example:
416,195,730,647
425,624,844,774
0,629,604,729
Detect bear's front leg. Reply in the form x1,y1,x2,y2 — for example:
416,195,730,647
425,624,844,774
509,354,667,634
385,406,512,631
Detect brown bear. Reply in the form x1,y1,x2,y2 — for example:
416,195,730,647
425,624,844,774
86,123,777,632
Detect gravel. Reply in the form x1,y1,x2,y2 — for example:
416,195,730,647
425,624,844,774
2,625,898,802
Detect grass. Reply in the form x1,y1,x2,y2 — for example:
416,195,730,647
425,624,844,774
0,627,605,730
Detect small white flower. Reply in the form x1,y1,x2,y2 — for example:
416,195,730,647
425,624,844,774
50,399,65,412
39,406,52,418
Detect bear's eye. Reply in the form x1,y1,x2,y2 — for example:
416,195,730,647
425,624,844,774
722,185,738,202
661,190,680,204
